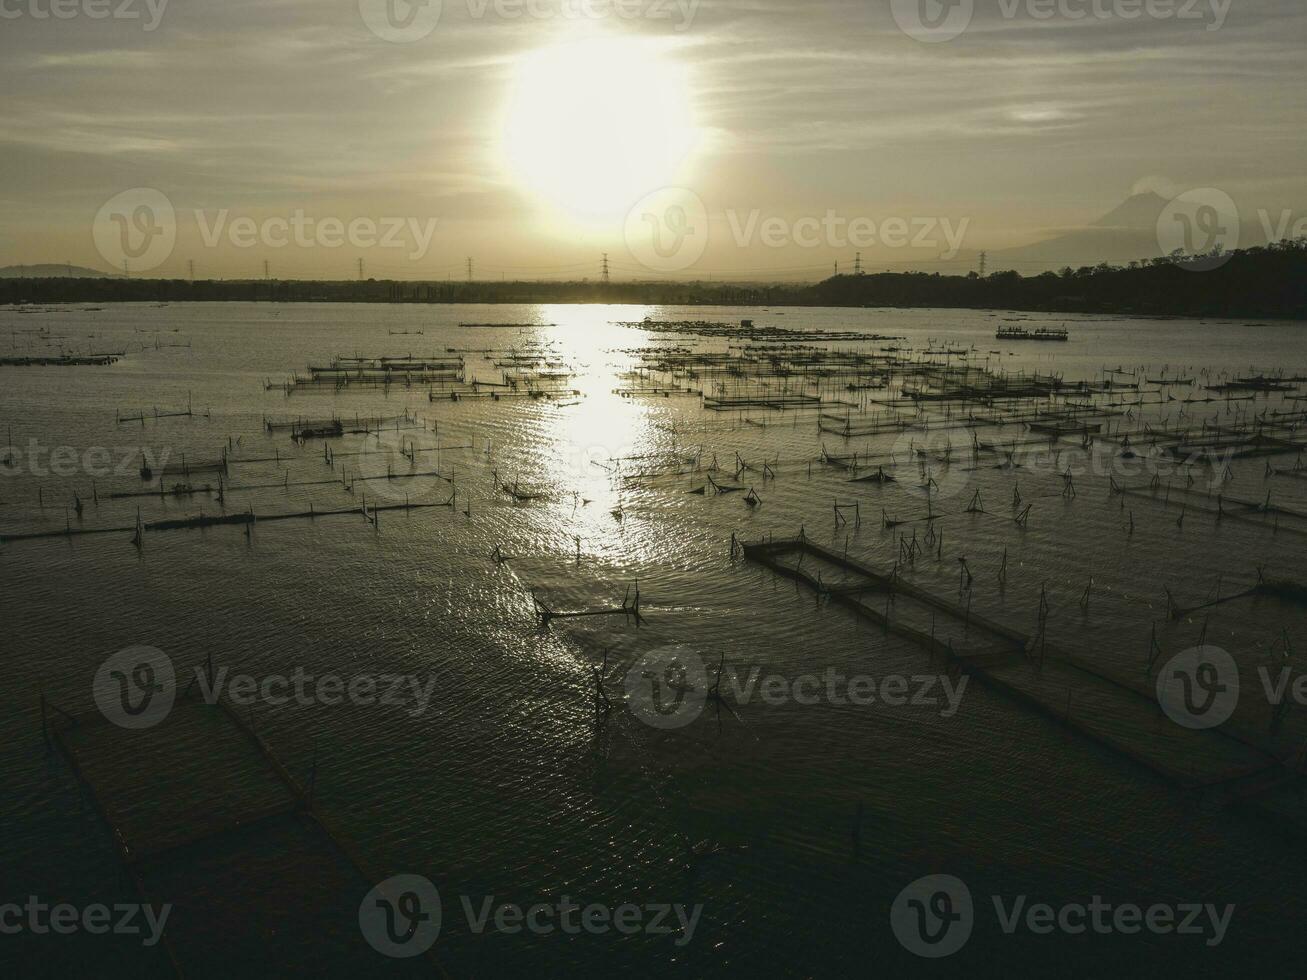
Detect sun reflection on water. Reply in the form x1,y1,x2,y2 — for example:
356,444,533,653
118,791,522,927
535,306,665,563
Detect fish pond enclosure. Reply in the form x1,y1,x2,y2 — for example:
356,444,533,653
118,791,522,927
44,675,446,977
5,303,1307,976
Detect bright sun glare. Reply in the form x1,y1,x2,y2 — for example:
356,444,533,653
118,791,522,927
501,36,697,225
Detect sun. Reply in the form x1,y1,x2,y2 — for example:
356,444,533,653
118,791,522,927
501,35,697,225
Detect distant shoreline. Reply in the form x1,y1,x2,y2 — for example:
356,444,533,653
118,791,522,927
2,294,1304,323
2,242,1305,319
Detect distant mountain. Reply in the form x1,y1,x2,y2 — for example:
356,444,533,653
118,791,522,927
990,192,1174,271
0,263,117,279
987,191,1295,273
1091,191,1176,231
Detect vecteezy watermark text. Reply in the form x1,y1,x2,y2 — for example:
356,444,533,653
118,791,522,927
0,0,169,30
0,897,171,947
93,646,437,729
891,0,1231,43
358,0,698,43
359,874,702,958
92,188,440,273
623,189,970,274
891,874,1233,958
995,0,1231,29
887,426,1242,506
623,646,968,729
1257,209,1307,244
194,210,438,261
0,440,169,479
726,210,969,259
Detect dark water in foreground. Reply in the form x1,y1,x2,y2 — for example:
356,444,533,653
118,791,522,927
2,303,1307,977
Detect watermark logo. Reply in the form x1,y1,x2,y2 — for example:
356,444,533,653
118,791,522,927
625,645,707,729
93,646,176,730
359,877,703,954
1156,645,1239,729
360,874,442,958
624,186,709,274
891,0,974,42
622,648,968,728
359,0,443,42
891,874,974,958
861,434,1240,507
1156,187,1240,272
93,189,442,272
0,0,169,30
892,875,1233,956
892,0,1231,42
892,427,973,502
93,188,176,274
92,648,439,728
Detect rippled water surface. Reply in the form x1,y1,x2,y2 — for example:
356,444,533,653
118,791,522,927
3,303,1307,977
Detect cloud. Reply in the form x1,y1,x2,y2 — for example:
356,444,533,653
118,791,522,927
1,0,1305,272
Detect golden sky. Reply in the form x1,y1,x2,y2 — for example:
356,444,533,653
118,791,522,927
2,0,1304,279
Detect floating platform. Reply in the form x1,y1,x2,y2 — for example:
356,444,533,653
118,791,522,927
0,352,121,366
48,683,447,977
997,326,1069,342
740,537,1282,791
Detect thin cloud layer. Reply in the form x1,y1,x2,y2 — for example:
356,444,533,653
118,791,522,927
2,0,1304,277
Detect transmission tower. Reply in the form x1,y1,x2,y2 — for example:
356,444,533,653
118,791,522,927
978,251,987,278
602,253,610,284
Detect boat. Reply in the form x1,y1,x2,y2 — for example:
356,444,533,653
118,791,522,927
292,420,344,441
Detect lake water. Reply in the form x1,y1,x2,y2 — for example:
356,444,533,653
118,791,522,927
3,302,1307,977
